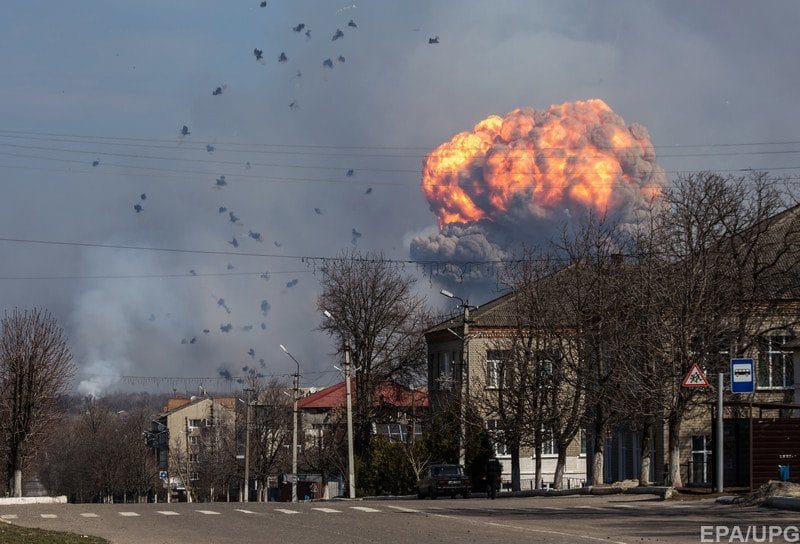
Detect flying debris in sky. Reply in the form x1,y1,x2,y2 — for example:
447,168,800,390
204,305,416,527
260,0,267,6
215,175,227,188
286,279,298,288
332,29,344,41
212,85,225,96
428,35,439,44
180,125,190,136
206,144,215,153
260,271,270,281
278,52,288,63
351,228,362,245
289,100,299,110
229,211,239,224
314,207,323,215
337,55,346,64
242,365,250,372
364,187,372,195
148,314,156,322
247,348,255,358
260,300,270,316
259,359,266,367
323,58,334,69
217,298,231,314
261,323,266,330
203,329,210,334
218,366,232,380
248,230,262,242
292,23,305,33
242,325,254,331
140,193,146,200
220,323,233,333
348,19,357,28
305,29,311,39
133,204,143,213
218,206,227,213
189,269,197,276
346,169,355,177
92,160,99,167
253,48,264,61
190,337,196,344
226,262,235,270
181,338,188,344
273,240,282,248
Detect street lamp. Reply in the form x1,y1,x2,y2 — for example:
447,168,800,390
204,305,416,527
242,387,254,502
323,309,356,499
440,289,471,469
280,344,302,503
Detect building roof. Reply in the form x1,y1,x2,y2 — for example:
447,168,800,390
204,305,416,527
297,381,428,410
160,396,236,418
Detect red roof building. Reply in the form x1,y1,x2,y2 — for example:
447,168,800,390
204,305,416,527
297,381,428,410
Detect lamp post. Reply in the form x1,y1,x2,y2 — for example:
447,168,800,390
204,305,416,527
324,309,357,499
440,289,471,468
280,344,301,503
242,387,254,502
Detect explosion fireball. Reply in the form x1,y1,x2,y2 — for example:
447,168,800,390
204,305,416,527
411,99,665,267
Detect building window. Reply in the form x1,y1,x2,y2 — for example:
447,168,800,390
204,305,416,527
189,436,199,446
188,418,204,429
757,336,794,389
439,352,453,390
190,473,199,481
189,453,199,463
542,429,557,456
579,429,587,456
487,419,507,456
486,350,509,389
691,435,712,486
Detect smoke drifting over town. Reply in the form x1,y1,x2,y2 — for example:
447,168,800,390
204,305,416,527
411,100,666,267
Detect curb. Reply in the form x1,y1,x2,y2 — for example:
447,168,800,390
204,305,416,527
358,486,672,502
0,496,67,506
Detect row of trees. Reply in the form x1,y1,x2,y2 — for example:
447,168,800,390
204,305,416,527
481,171,800,489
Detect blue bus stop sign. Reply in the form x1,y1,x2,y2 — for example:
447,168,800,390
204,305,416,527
730,358,755,393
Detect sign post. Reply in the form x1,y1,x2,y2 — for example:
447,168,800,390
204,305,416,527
730,359,755,394
716,373,724,493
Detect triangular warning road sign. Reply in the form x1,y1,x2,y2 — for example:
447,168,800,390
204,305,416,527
682,363,709,388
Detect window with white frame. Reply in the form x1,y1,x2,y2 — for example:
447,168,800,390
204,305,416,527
188,418,204,429
439,352,453,390
487,419,507,456
189,435,199,446
189,453,199,463
486,350,509,389
757,336,794,389
579,429,587,456
691,435,712,486
542,429,557,456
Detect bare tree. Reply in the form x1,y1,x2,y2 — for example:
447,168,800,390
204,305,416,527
247,377,292,501
0,308,74,496
318,250,431,457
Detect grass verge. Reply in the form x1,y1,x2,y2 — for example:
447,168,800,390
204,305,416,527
0,522,109,544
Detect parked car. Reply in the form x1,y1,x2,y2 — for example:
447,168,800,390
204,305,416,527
417,464,471,499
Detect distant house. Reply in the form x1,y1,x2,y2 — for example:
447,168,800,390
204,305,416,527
152,396,237,500
298,381,429,446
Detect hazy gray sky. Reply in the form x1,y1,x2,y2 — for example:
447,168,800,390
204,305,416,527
1,1,798,394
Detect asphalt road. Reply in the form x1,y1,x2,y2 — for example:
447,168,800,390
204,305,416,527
1,495,796,544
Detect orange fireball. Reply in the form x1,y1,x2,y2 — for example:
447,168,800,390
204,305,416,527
422,99,663,229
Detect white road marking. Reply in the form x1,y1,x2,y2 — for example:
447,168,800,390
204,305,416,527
312,507,341,513
669,504,694,508
575,505,602,510
40,514,58,518
612,504,635,509
536,506,558,510
349,506,381,512
119,512,140,517
235,509,256,514
275,508,300,515
80,513,99,518
195,510,220,515
385,505,420,513
157,511,180,516
1,514,18,520
425,506,443,510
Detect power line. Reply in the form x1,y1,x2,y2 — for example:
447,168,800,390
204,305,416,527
0,269,309,281
2,128,800,151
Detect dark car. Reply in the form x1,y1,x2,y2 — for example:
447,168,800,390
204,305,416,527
417,464,471,499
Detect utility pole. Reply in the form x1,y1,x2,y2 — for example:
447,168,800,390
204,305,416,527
243,387,253,502
344,346,356,499
716,372,724,493
441,289,470,468
280,344,302,504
